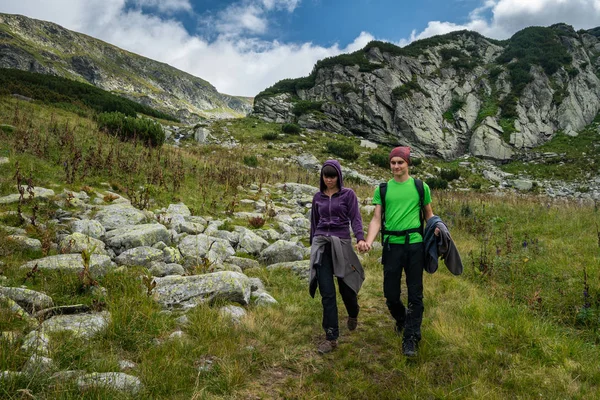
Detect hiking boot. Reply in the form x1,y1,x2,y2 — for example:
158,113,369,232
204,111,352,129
347,317,358,331
317,339,338,354
402,338,418,357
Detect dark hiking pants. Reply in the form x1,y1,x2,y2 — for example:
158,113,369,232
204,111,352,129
382,242,424,341
317,244,359,341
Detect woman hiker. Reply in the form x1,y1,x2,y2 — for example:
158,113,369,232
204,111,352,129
309,159,366,354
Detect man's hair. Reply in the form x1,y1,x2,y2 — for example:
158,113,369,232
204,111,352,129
322,165,338,178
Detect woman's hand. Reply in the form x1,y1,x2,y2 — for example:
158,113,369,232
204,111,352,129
356,240,371,253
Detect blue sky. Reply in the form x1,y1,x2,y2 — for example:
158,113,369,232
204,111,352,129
1,0,599,96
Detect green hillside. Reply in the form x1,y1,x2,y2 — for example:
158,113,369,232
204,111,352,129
1,94,600,399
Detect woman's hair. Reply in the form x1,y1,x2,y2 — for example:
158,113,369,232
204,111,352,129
322,165,338,178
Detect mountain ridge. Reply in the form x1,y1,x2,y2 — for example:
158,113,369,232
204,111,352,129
253,24,600,161
0,13,252,122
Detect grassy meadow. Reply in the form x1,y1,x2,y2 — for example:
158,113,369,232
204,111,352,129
1,95,600,399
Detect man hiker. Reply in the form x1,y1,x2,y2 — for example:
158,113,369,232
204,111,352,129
358,146,437,357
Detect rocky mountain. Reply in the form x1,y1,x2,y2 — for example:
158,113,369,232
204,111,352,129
253,24,600,161
0,13,252,122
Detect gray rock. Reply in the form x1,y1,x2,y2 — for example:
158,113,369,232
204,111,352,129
178,234,235,268
226,256,260,271
251,291,278,306
153,271,252,309
210,230,239,247
511,179,534,191
19,254,115,277
266,260,311,280
249,277,265,292
237,229,269,255
21,331,51,356
94,204,147,231
70,219,105,239
253,228,280,242
162,247,182,264
296,153,321,171
40,311,111,339
6,235,42,251
0,286,53,313
261,240,306,265
118,360,137,371
0,295,37,326
148,262,185,277
219,305,246,323
77,372,143,395
115,246,164,267
104,224,170,255
59,232,108,256
0,157,9,165
23,355,55,375
166,203,191,217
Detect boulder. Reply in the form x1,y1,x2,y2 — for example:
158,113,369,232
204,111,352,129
178,234,235,268
21,331,50,356
166,203,191,217
70,219,105,239
104,224,170,255
261,240,306,265
237,229,269,255
94,204,147,231
40,311,111,339
19,254,115,277
219,305,246,323
251,291,278,306
6,235,41,252
152,271,251,309
148,262,185,277
266,260,311,280
0,286,53,313
59,232,108,256
115,246,164,267
226,256,260,271
77,372,143,395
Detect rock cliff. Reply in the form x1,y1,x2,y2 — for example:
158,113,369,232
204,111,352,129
0,13,252,122
254,25,600,161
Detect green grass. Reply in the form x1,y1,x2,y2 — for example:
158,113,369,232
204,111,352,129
1,95,600,398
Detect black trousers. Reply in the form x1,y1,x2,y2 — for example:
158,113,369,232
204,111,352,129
383,242,424,341
316,244,359,340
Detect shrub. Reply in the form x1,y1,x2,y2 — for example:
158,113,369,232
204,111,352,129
243,155,259,168
248,216,266,229
262,132,278,140
426,177,448,190
440,168,461,181
368,152,389,169
281,123,301,134
392,79,430,100
96,112,165,146
326,142,359,160
292,101,323,116
411,157,422,167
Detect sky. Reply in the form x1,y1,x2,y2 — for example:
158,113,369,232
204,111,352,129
0,0,599,96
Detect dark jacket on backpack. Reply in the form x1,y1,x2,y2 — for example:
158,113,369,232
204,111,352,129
424,215,463,275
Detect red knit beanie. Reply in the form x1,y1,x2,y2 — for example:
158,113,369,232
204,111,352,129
389,146,411,164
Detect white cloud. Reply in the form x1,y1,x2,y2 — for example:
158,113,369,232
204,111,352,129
403,0,600,43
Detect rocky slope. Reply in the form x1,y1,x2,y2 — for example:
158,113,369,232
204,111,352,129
253,25,600,161
0,13,252,122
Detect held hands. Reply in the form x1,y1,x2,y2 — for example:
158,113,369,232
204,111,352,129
356,240,371,253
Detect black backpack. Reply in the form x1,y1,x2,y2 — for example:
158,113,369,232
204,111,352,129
379,178,425,246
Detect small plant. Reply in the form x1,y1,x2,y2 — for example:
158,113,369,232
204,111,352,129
368,152,389,169
326,141,359,160
142,274,157,296
243,155,259,168
248,216,266,229
103,193,119,203
281,123,301,134
79,246,98,290
426,177,448,190
440,168,461,181
262,132,278,140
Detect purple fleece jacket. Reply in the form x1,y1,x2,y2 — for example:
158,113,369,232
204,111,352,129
309,159,365,244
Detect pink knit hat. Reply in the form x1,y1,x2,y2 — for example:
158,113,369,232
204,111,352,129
389,146,411,164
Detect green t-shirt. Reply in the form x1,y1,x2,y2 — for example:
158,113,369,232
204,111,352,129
372,177,432,244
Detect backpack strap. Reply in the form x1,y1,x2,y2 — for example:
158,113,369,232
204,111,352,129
414,178,425,236
379,182,387,246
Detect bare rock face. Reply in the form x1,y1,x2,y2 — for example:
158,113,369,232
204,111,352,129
253,27,600,161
